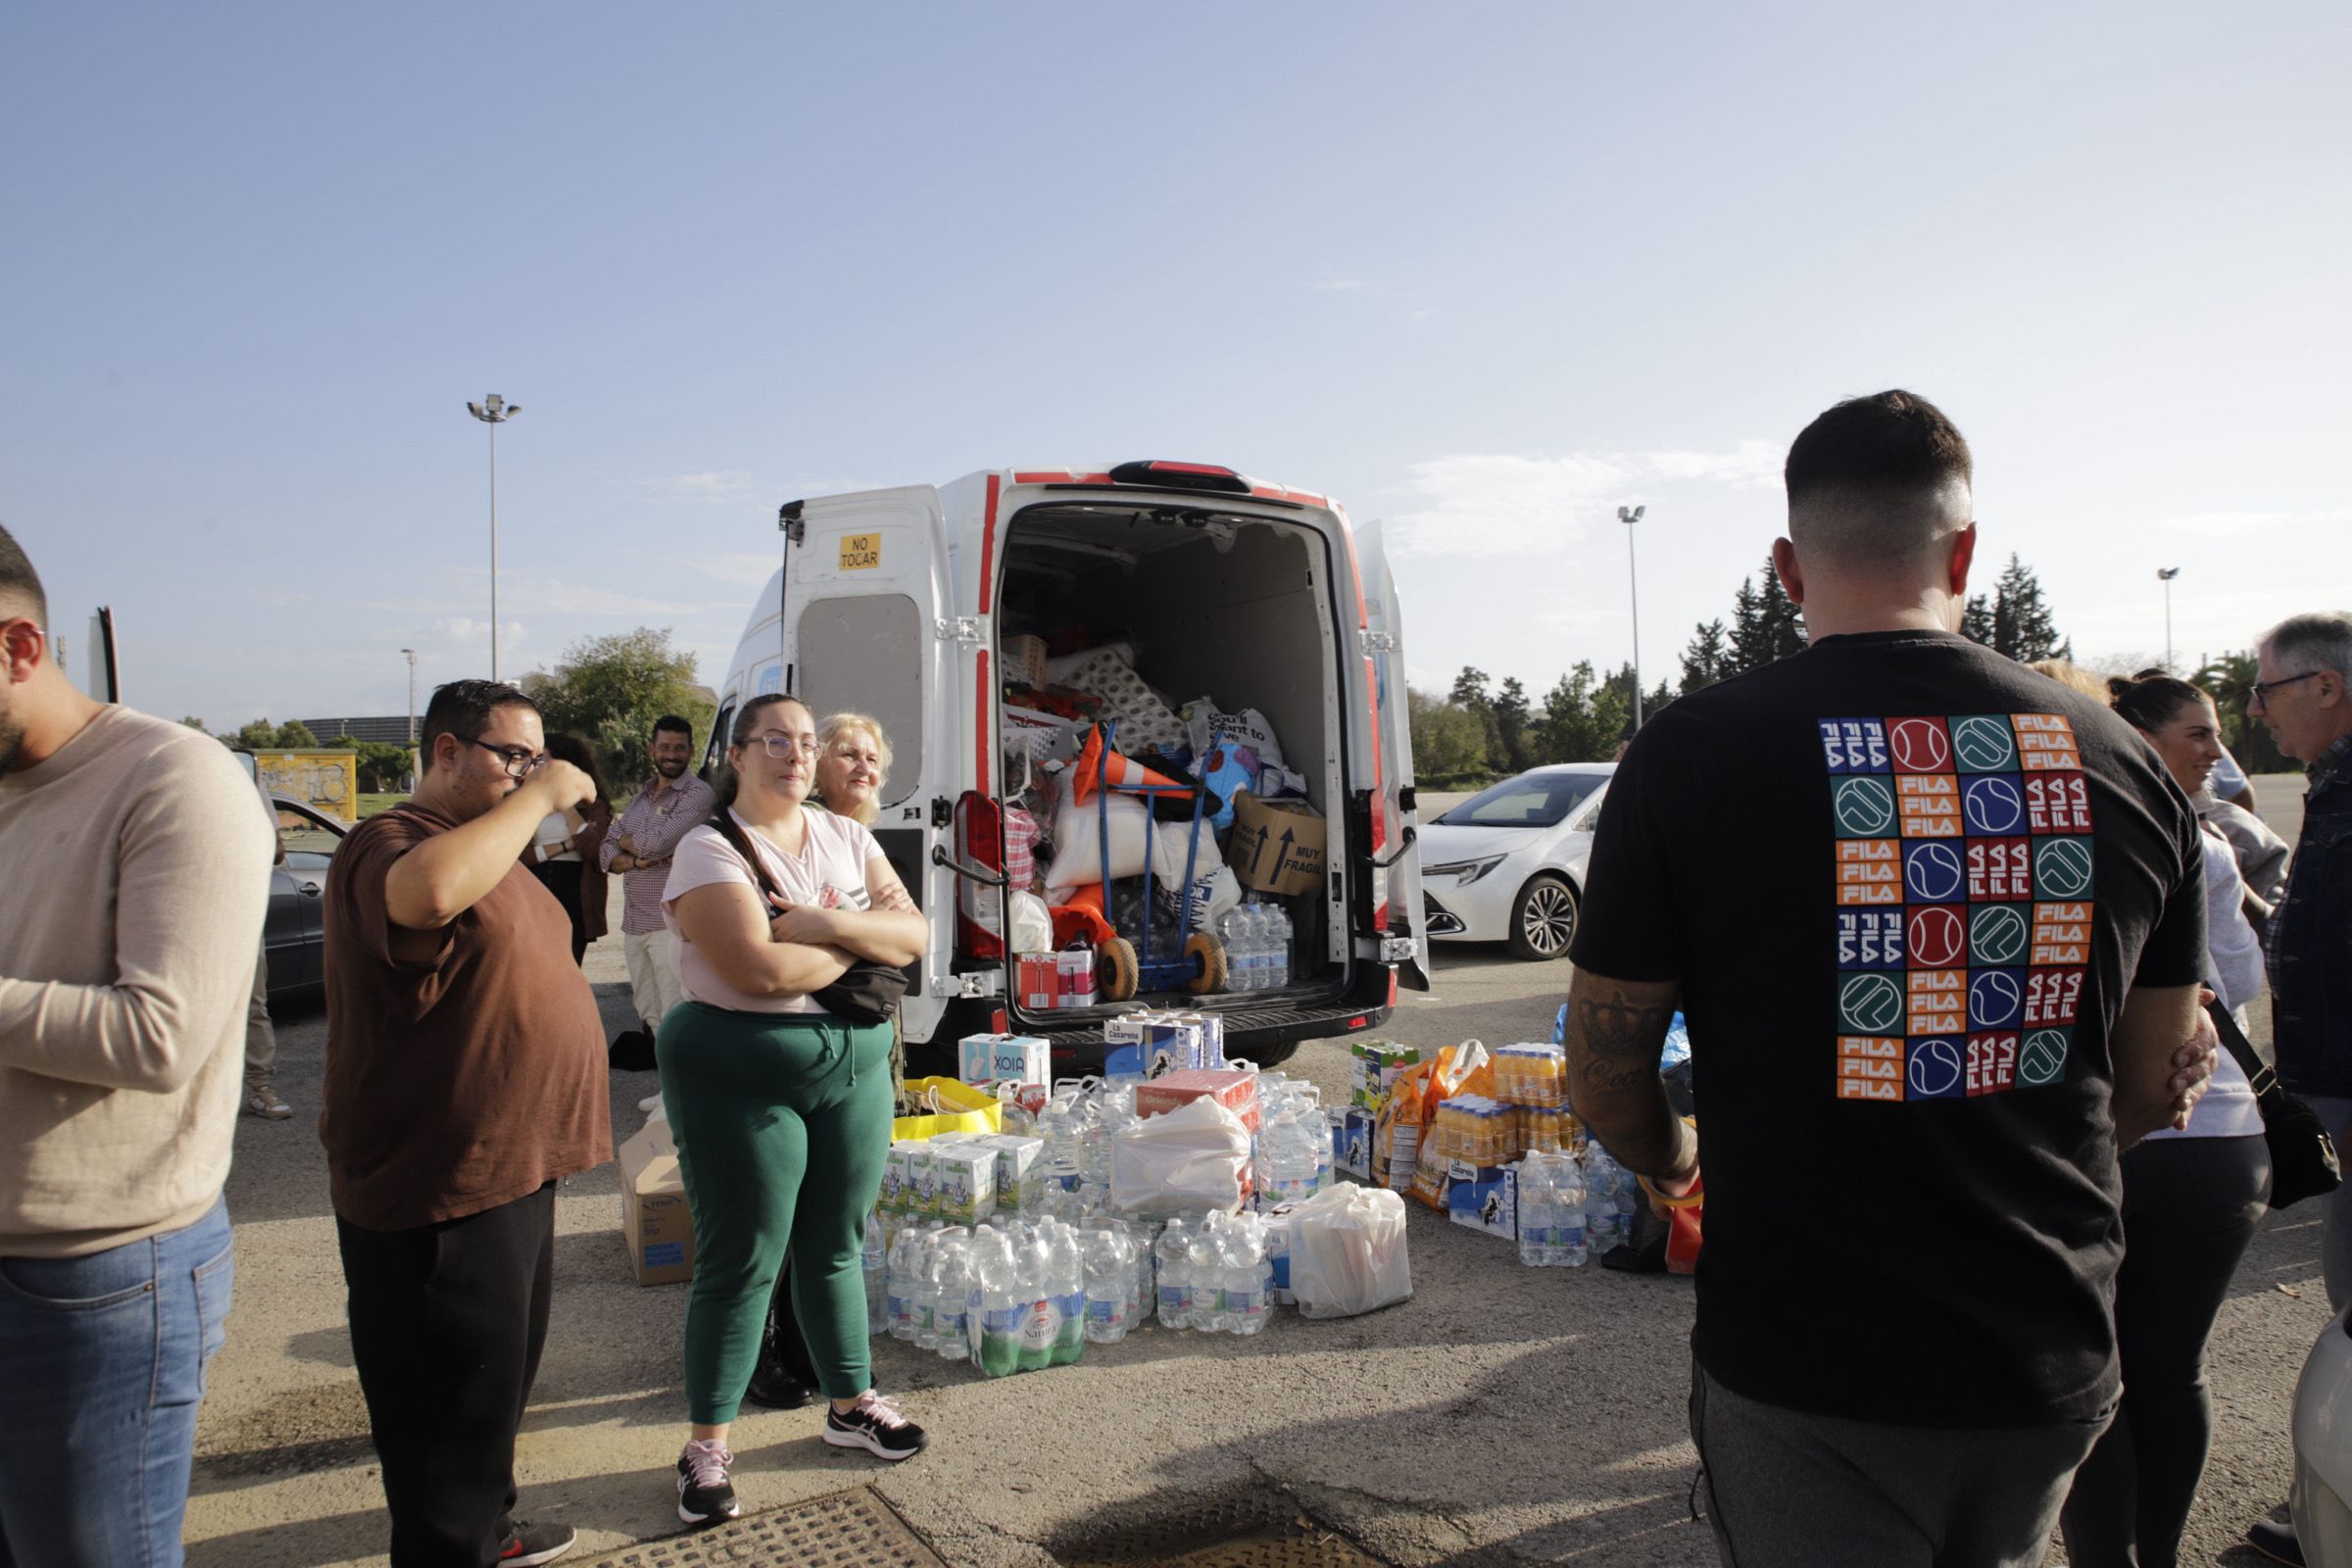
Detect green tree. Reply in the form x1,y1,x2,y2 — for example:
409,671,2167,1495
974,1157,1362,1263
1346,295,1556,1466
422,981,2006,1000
533,626,715,791
1984,554,2070,662
1407,689,1491,783
179,715,208,731
340,739,416,792
232,718,278,750
1493,676,1533,773
1680,619,1733,695
1960,594,1996,646
273,719,319,749
1530,662,1627,763
1727,558,1804,672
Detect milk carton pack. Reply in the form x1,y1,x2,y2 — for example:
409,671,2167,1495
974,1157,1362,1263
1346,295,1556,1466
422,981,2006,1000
1168,1010,1226,1067
1105,1010,1218,1078
979,1133,1047,1214
879,1141,921,1214
958,1032,1052,1089
1263,1201,1297,1305
1446,1159,1519,1241
1335,1107,1376,1181
906,1145,940,1219
931,1145,1000,1227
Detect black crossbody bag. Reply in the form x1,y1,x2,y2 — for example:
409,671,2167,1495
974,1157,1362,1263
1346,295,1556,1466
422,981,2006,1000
2207,998,2341,1210
706,810,908,1027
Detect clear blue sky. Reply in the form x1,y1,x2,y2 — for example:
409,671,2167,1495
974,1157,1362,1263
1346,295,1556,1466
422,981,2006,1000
4,3,2345,731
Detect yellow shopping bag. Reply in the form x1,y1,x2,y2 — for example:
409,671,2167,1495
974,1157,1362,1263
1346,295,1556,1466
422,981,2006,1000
892,1076,1004,1142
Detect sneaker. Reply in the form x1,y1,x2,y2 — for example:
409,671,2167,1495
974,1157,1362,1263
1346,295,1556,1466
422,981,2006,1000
496,1520,577,1565
242,1084,294,1120
676,1439,740,1527
637,1091,664,1115
822,1391,928,1461
2246,1518,2305,1566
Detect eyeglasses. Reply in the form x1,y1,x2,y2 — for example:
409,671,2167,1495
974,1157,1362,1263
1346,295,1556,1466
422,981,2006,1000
467,738,548,777
2251,670,2322,705
754,734,824,760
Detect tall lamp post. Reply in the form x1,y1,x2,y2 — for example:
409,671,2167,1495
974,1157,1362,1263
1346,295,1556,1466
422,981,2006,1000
1619,505,1646,729
2156,567,2180,671
465,394,521,681
400,648,417,743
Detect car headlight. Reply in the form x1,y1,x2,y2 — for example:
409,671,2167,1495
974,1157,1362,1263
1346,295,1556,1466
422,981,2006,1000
1424,855,1506,887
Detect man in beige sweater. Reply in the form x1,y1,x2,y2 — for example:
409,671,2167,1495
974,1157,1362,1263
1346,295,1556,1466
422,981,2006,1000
0,522,272,1567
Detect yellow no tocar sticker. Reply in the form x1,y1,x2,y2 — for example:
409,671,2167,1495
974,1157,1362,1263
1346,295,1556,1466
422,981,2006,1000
840,533,880,570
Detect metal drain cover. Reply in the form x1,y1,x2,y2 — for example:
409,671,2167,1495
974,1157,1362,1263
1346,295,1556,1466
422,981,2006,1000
1048,1490,1388,1568
578,1486,947,1567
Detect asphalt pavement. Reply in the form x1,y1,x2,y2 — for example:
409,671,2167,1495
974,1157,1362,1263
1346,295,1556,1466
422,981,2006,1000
183,776,2322,1567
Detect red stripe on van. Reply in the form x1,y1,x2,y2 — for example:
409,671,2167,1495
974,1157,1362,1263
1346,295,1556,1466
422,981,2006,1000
976,649,992,794
1010,470,1114,485
1283,490,1329,509
978,473,1003,612
1337,517,1369,630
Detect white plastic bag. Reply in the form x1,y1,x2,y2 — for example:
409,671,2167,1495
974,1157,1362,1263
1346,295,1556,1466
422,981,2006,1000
1043,792,1220,900
1108,1096,1250,1218
1007,891,1054,955
1182,701,1287,767
1290,1183,1413,1318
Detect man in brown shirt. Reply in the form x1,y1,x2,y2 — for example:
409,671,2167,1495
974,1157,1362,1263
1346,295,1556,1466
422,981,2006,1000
321,679,610,1568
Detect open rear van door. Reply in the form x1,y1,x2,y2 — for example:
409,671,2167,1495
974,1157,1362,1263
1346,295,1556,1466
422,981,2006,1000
779,486,959,1038
1353,517,1430,990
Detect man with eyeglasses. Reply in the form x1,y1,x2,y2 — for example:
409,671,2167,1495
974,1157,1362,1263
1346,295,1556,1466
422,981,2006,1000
318,679,609,1567
601,714,714,1057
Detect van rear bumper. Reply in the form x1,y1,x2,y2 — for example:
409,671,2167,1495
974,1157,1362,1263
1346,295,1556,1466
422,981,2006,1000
1009,965,1397,1074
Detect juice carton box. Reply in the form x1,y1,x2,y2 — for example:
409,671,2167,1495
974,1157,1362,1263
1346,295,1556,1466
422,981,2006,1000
1135,1067,1261,1135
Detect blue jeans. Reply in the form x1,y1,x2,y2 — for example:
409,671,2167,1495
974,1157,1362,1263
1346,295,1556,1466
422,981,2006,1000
0,1199,234,1568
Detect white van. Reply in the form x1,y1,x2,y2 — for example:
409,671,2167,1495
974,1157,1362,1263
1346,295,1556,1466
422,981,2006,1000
708,461,1427,1072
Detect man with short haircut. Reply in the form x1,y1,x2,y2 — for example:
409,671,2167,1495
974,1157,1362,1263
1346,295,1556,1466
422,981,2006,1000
321,680,610,1567
601,714,713,1046
1565,392,2215,1568
0,522,273,1566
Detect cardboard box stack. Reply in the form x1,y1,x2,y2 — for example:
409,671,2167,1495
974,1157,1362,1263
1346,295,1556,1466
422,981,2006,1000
1103,1008,1225,1078
1346,1042,1423,1190
618,1119,695,1286
1134,1067,1260,1134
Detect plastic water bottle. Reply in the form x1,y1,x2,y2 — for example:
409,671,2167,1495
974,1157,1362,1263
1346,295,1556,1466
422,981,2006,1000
1555,1156,1589,1268
1082,1228,1134,1344
1190,1218,1229,1332
862,1219,890,1336
970,1228,1022,1378
1518,1157,1554,1267
886,1228,922,1340
1223,1216,1271,1336
932,1232,972,1359
1155,1218,1195,1328
1260,1113,1320,1208
1264,903,1292,989
1219,906,1252,994
1017,1225,1057,1372
1247,905,1274,991
1048,1221,1087,1366
912,1229,943,1352
1583,1149,1627,1256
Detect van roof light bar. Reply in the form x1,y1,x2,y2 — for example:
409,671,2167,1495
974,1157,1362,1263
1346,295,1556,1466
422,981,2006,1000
1107,460,1254,495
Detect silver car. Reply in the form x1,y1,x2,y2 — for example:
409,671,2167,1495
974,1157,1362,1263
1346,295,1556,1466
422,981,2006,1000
1417,764,1614,960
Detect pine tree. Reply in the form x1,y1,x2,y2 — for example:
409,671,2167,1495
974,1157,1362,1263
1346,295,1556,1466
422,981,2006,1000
1728,557,1805,671
1960,594,1996,646
1728,576,1766,672
1448,667,1492,709
1680,619,1733,694
1986,554,2069,662
1493,676,1533,772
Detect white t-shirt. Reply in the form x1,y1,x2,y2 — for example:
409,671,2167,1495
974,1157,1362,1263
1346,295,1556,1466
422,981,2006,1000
662,808,885,1015
2145,827,2265,1143
531,810,579,864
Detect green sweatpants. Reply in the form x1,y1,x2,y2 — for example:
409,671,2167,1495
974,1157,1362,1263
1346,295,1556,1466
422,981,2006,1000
656,1002,894,1421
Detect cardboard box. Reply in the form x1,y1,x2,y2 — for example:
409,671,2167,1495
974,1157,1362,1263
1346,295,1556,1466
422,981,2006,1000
1225,792,1327,897
1446,1160,1519,1240
1350,1042,1424,1111
618,1121,696,1286
931,1145,1000,1227
957,1032,1050,1089
1105,1010,1218,1078
1335,1107,1376,1181
1135,1067,1261,1135
1004,633,1048,687
979,1133,1047,1213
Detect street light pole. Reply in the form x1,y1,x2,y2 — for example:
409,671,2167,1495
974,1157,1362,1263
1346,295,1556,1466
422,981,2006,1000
2157,566,2180,670
400,648,417,743
465,394,521,681
1619,505,1646,730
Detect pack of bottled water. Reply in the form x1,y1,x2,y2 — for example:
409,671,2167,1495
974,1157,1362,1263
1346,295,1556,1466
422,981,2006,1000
1514,1149,1589,1267
1146,1209,1274,1335
1216,899,1295,992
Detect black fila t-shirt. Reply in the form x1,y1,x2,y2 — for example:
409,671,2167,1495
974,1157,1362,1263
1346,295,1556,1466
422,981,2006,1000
1569,629,2205,1427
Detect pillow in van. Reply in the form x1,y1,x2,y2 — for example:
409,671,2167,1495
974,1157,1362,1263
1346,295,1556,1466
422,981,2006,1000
1181,701,1287,768
1043,639,1136,686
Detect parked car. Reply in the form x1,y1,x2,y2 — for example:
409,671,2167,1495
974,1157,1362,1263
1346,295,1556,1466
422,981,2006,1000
1418,763,1614,960
266,796,345,1002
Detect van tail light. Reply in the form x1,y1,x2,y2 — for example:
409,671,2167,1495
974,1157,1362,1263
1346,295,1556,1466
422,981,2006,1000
956,790,1005,960
1368,790,1392,933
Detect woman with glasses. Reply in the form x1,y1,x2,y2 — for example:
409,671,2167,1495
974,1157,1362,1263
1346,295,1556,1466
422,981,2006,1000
657,695,930,1528
742,710,900,1411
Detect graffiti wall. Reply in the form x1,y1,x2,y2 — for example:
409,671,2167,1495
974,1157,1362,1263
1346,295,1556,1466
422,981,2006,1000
255,750,360,824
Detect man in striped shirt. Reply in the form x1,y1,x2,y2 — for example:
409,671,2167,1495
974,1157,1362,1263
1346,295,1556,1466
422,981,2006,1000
601,715,715,1040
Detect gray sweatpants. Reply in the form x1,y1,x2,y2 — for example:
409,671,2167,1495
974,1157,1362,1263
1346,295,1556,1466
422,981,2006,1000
1690,1359,2110,1568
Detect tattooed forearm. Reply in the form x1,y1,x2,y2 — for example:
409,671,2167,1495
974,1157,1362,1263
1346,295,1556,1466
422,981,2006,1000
1563,969,1694,1181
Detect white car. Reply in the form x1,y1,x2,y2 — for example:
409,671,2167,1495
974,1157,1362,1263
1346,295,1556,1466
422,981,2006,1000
1418,763,1614,960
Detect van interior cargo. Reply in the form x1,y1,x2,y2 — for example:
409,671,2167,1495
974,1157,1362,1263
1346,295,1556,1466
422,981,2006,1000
994,502,1347,1013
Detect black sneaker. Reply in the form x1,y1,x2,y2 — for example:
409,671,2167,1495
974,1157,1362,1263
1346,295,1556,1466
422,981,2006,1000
496,1520,577,1565
743,1359,812,1410
677,1440,740,1527
823,1392,928,1460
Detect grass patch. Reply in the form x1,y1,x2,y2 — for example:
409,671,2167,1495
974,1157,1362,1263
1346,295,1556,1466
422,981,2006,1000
358,794,408,818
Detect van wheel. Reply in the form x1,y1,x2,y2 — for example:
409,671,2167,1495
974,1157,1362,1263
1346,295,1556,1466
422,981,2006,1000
1184,933,1228,995
1101,936,1139,1002
1507,875,1579,961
